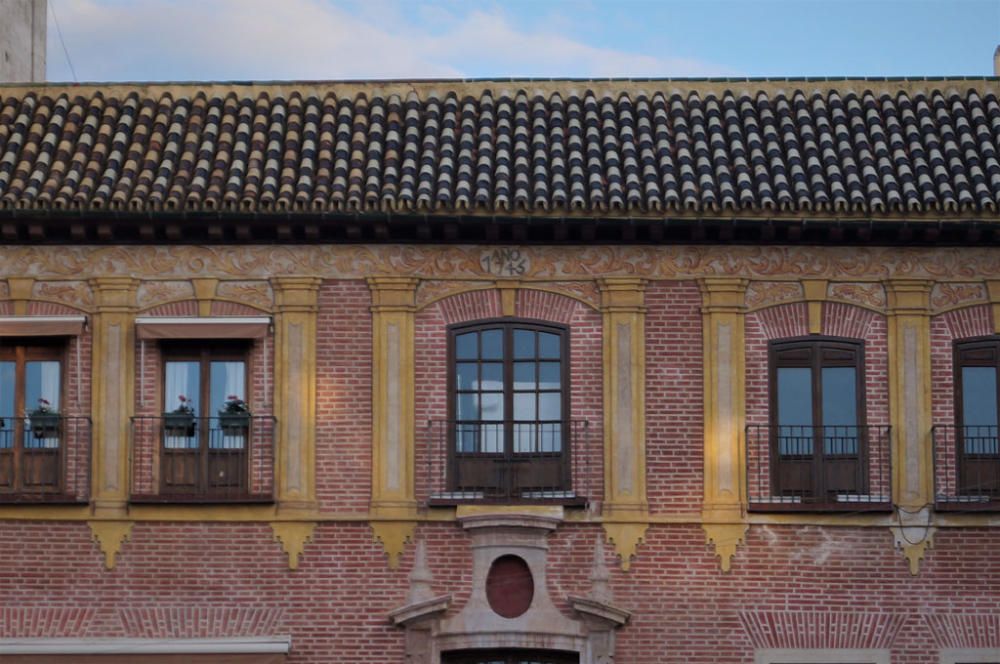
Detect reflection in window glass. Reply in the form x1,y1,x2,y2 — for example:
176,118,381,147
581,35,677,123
822,366,858,454
455,332,477,360
963,366,999,454
513,329,534,359
0,362,13,447
481,329,503,360
777,367,812,455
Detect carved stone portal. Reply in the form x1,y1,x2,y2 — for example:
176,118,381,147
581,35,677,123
390,510,630,663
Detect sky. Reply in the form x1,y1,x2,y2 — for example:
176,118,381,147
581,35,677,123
42,0,1000,82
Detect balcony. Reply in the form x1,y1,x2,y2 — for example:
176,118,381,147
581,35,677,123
129,415,276,503
932,425,1000,510
746,424,892,511
0,415,91,503
421,419,594,506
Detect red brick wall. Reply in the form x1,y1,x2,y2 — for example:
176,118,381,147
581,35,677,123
315,280,372,511
645,280,703,512
2,520,999,663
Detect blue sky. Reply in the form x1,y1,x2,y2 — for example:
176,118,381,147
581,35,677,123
45,0,1000,82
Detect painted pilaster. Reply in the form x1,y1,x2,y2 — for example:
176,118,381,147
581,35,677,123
89,277,139,517
699,277,749,572
271,276,322,513
597,278,648,570
885,280,935,573
368,277,419,567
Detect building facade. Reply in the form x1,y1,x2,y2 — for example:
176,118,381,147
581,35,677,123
0,79,999,663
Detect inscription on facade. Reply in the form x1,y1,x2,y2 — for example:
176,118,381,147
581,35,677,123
480,248,530,277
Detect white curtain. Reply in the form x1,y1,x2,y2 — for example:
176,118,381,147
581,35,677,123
215,362,246,450
164,362,196,450
38,362,60,413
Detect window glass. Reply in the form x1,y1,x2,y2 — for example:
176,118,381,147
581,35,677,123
481,329,503,359
962,365,999,454
539,362,561,389
481,362,503,390
209,361,245,415
777,366,813,456
0,361,13,447
456,362,478,391
481,392,504,421
455,332,477,360
165,361,200,415
822,366,858,455
0,361,14,417
538,332,560,358
513,329,535,359
25,361,60,413
514,362,535,389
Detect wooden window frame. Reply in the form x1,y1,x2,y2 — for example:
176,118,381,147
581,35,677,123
159,340,251,498
952,336,1000,498
0,339,67,496
767,336,868,504
446,319,571,501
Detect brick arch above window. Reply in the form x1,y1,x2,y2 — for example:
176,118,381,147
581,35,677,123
430,286,591,326
142,300,200,317
823,302,880,340
26,301,89,317
749,302,809,340
934,303,993,342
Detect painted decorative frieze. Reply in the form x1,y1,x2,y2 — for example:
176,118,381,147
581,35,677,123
33,280,94,308
2,245,1000,281
930,282,987,312
745,281,802,309
828,282,887,310
136,281,195,309
216,281,274,310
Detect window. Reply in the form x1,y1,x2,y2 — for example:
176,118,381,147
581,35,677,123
953,339,1000,498
442,650,578,664
0,342,64,495
446,321,569,501
159,342,250,498
940,648,1000,663
768,338,870,504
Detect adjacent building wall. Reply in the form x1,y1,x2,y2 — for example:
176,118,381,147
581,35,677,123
0,0,46,83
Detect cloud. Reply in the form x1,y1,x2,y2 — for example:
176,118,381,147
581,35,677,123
45,0,734,82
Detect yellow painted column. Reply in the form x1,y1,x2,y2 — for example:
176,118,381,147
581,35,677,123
89,277,139,517
597,278,648,570
885,280,935,573
699,277,749,572
885,280,934,509
271,276,322,513
367,277,419,568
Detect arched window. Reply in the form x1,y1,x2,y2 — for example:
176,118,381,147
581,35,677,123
445,320,570,502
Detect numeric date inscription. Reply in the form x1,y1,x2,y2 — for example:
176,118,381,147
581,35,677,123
480,248,530,277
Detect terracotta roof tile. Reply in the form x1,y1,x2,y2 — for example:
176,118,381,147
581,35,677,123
1,81,1000,218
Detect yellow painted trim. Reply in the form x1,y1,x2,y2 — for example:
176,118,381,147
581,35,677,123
802,279,829,334
8,277,34,315
271,276,322,512
88,520,133,569
703,522,748,572
598,278,648,517
368,277,419,523
371,520,416,569
885,280,934,510
602,521,648,571
270,521,316,570
192,278,218,317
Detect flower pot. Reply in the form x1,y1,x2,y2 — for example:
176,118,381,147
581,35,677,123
163,412,196,437
218,412,250,437
30,413,60,439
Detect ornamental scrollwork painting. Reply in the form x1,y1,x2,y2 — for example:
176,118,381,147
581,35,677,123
3,246,1000,281
930,282,987,312
745,282,802,309
216,281,273,309
33,281,94,308
828,283,887,310
137,281,196,309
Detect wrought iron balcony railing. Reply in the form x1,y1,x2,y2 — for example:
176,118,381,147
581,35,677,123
0,414,91,503
932,424,1000,510
130,415,276,503
745,424,892,511
421,419,594,505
